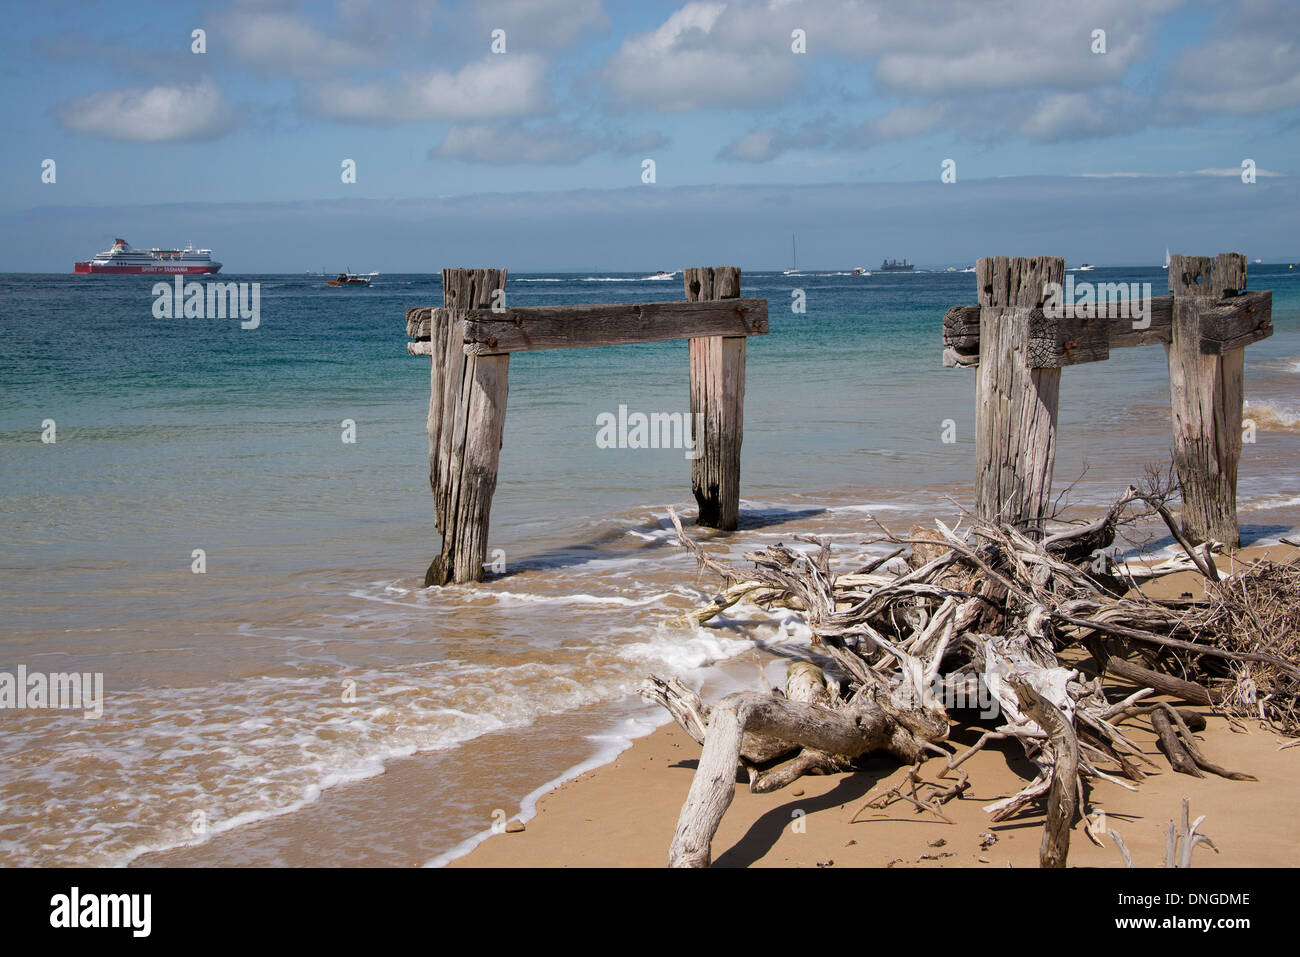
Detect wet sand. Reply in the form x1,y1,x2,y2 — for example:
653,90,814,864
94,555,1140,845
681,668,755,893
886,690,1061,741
134,543,1299,869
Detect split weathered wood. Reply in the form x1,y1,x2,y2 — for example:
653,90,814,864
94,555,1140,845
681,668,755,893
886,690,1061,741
943,291,1270,364
452,299,768,355
1092,642,1218,706
686,266,746,530
426,268,509,586
1194,291,1273,354
945,252,1272,548
946,302,1117,368
1166,253,1255,547
974,256,1065,534
1007,673,1079,868
666,690,907,867
408,265,767,583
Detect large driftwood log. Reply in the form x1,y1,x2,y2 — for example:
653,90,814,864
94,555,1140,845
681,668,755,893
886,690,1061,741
667,691,913,867
1007,673,1079,868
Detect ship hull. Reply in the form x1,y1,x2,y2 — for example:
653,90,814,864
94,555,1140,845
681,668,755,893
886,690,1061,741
74,262,222,274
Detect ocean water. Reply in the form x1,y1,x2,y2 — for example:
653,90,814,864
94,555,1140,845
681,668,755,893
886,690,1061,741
1,266,1298,867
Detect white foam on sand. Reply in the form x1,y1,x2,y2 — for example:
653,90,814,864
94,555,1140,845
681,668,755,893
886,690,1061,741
421,605,814,869
423,712,663,868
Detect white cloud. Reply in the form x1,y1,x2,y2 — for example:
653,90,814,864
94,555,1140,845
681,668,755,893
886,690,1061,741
472,0,608,47
857,103,950,142
604,2,797,110
602,0,1174,110
1018,90,1144,141
1166,33,1300,114
56,79,236,141
717,129,782,162
306,55,549,123
223,12,377,74
1191,167,1282,178
432,122,602,163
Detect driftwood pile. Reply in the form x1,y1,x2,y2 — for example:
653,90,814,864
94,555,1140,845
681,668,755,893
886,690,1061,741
641,486,1299,868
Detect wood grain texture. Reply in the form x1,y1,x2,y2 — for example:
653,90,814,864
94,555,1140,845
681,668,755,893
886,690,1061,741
426,268,509,585
944,296,1176,359
1196,290,1272,354
1166,254,1251,547
686,266,745,530
460,299,767,355
974,257,1065,535
406,306,432,340
667,691,899,867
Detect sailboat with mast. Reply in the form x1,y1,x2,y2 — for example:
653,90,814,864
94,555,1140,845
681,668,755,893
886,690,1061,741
1163,247,1171,269
783,235,800,275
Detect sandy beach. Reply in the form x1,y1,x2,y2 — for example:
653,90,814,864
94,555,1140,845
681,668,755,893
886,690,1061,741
455,545,1300,868
453,717,1297,869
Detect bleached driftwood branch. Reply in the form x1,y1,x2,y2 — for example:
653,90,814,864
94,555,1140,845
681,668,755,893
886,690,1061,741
643,485,1288,867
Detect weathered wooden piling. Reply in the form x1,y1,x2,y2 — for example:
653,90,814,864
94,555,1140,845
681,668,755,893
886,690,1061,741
973,256,1065,534
1166,253,1266,547
406,266,768,584
426,268,509,585
685,266,745,530
943,252,1273,547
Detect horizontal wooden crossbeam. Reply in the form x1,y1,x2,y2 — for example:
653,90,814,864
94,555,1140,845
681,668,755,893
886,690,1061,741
942,290,1271,367
407,299,768,355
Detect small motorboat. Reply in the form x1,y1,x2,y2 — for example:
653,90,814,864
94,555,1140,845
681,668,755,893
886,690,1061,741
649,270,675,280
852,266,870,275
327,271,376,286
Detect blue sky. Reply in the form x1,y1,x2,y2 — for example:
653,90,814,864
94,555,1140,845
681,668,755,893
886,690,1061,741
3,0,1298,270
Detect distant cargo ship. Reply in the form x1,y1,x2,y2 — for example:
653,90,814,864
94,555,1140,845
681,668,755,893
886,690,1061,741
74,238,222,274
879,258,914,271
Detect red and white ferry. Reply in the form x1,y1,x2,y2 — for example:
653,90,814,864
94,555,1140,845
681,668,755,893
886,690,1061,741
74,238,223,274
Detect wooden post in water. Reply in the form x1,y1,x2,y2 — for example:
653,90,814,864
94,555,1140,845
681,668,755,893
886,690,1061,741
1166,253,1249,547
406,269,768,583
974,256,1065,535
944,251,1270,547
685,266,745,530
425,268,509,585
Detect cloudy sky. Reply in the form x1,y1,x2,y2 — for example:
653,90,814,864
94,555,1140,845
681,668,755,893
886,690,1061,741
3,0,1298,270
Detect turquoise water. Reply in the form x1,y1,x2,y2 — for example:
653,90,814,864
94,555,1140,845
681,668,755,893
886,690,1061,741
1,267,1298,865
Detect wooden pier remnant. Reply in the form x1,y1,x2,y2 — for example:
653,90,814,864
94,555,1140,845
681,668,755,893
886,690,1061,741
686,266,745,530
942,254,1272,546
407,267,768,584
973,256,1065,532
